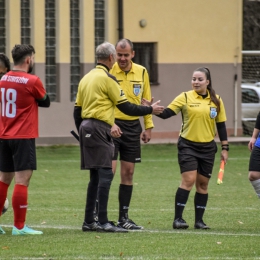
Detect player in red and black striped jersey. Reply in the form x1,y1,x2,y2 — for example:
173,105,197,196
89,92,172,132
0,44,50,235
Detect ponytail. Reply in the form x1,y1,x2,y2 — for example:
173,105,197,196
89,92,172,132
194,67,220,112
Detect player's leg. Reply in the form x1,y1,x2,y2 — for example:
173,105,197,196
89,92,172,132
82,169,99,231
173,170,196,229
96,167,127,233
10,139,42,235
117,143,143,230
173,137,198,229
194,174,210,229
249,146,260,198
0,140,15,234
193,141,216,229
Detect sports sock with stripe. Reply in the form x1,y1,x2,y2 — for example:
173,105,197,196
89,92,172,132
12,184,28,229
118,184,133,221
194,192,208,222
174,187,190,220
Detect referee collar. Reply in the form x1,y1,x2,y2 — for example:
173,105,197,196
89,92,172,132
96,63,110,72
192,90,210,99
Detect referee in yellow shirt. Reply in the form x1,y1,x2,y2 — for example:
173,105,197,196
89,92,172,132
109,39,153,230
143,67,228,229
73,42,163,233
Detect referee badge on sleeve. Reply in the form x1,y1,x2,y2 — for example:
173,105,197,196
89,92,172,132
210,107,217,119
133,84,141,96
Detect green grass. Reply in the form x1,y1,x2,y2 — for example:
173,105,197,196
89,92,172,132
1,144,260,259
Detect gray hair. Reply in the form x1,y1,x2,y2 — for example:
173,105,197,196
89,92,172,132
96,42,116,61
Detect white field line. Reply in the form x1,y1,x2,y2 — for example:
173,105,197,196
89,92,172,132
38,157,249,163
1,223,260,238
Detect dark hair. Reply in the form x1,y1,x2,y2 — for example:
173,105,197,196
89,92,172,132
0,53,11,72
115,38,134,51
194,67,220,112
11,44,35,65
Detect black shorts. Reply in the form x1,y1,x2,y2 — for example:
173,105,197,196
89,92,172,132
112,119,142,163
0,139,36,172
249,146,260,171
80,118,114,169
177,137,217,178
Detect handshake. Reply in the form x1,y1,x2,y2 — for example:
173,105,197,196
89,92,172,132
142,97,164,115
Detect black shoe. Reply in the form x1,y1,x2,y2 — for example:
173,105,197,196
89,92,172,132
173,218,189,229
82,221,99,232
97,221,128,233
194,220,210,229
117,218,144,230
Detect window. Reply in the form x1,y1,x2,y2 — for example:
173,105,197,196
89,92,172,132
70,0,80,102
0,0,6,53
21,0,31,44
242,88,259,103
132,43,158,85
95,0,105,50
45,0,57,102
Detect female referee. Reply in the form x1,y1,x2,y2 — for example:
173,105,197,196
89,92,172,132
143,67,229,229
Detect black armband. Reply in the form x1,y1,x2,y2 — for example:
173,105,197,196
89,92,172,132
221,144,229,151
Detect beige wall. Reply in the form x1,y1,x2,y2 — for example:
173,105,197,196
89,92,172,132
124,0,242,63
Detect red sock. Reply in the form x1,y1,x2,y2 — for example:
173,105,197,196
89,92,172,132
12,184,28,229
0,181,9,216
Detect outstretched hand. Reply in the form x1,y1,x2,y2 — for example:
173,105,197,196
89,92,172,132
151,100,164,115
141,97,153,106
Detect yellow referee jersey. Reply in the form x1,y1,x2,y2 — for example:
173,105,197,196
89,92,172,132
75,64,128,126
168,90,227,142
110,62,154,129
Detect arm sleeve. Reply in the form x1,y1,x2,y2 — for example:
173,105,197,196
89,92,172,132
156,108,176,119
37,94,50,107
255,112,260,130
73,106,83,133
116,101,153,116
216,121,228,141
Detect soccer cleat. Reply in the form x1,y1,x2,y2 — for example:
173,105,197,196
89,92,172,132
117,218,144,230
0,226,5,234
12,225,43,235
194,220,210,229
173,218,189,229
82,221,99,232
97,221,128,233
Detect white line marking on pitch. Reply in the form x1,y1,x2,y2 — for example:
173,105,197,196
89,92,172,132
1,224,260,237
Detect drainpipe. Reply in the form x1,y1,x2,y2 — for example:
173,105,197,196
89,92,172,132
118,0,123,39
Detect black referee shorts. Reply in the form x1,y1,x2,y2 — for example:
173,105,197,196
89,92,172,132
249,145,260,171
0,139,36,172
112,119,142,163
177,137,217,178
80,118,114,169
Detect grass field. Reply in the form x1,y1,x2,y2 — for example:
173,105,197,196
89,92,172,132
0,143,260,259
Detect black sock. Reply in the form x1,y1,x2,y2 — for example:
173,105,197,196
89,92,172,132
174,187,190,220
84,169,99,224
97,168,113,224
194,192,208,222
118,184,133,220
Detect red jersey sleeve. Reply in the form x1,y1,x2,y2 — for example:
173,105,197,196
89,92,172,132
32,78,47,100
